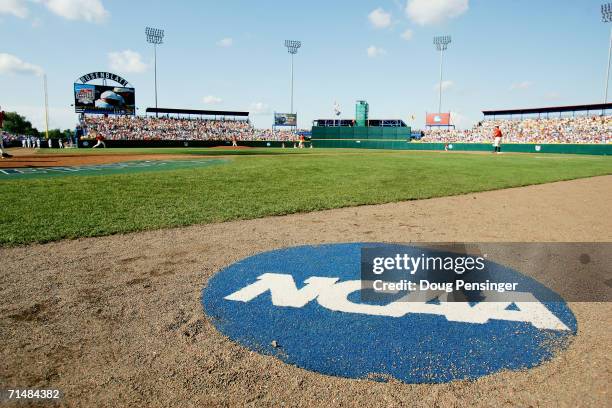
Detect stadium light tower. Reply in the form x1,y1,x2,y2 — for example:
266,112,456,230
433,35,452,114
146,26,164,117
601,4,612,104
284,40,301,114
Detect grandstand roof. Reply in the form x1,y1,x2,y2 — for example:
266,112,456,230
145,108,249,117
482,103,612,116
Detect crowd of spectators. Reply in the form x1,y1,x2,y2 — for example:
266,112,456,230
422,115,611,144
76,113,612,145
82,116,301,142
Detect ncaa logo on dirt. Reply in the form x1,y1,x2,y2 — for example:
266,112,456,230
202,243,577,383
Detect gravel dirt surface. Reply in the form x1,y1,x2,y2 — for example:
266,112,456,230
1,175,611,407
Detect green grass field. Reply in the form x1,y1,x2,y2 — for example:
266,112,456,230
1,148,611,245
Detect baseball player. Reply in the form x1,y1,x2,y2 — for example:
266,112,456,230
92,133,106,148
0,134,10,158
0,136,10,158
492,126,502,154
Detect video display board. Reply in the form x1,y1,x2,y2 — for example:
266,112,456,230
274,113,297,126
74,83,135,114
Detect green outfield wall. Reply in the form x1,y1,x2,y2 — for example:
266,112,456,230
310,125,611,155
311,126,412,140
311,139,612,155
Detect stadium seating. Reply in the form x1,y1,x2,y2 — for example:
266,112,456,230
82,116,300,142
423,115,611,144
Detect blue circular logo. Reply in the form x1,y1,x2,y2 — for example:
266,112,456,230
202,243,576,383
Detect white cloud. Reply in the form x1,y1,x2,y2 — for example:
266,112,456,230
400,28,413,40
367,45,387,58
0,0,29,18
433,80,453,91
0,53,43,76
249,102,270,115
510,81,533,90
406,0,468,25
216,37,233,47
108,50,148,73
368,7,392,29
41,0,109,23
203,95,222,105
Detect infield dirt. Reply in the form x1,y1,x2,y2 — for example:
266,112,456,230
1,175,610,407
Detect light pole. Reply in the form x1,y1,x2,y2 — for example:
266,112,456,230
601,4,612,104
43,74,49,140
433,35,452,114
146,26,164,117
284,40,301,114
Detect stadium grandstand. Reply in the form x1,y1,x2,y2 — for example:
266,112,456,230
80,108,302,142
422,103,612,144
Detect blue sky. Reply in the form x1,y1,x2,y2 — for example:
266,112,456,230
0,0,609,130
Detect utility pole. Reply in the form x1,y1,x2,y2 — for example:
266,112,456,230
433,35,452,113
146,27,165,117
284,40,302,114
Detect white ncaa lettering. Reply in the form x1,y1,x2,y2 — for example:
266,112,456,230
224,273,339,307
224,273,570,331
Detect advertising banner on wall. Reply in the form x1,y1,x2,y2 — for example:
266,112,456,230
426,112,451,126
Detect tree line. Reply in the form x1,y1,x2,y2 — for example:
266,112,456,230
1,111,73,140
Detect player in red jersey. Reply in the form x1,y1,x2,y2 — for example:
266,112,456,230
492,126,502,154
92,132,106,148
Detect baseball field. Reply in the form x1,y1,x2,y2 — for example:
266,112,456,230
1,147,612,245
1,147,611,407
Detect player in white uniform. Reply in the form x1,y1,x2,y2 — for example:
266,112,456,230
0,135,11,158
